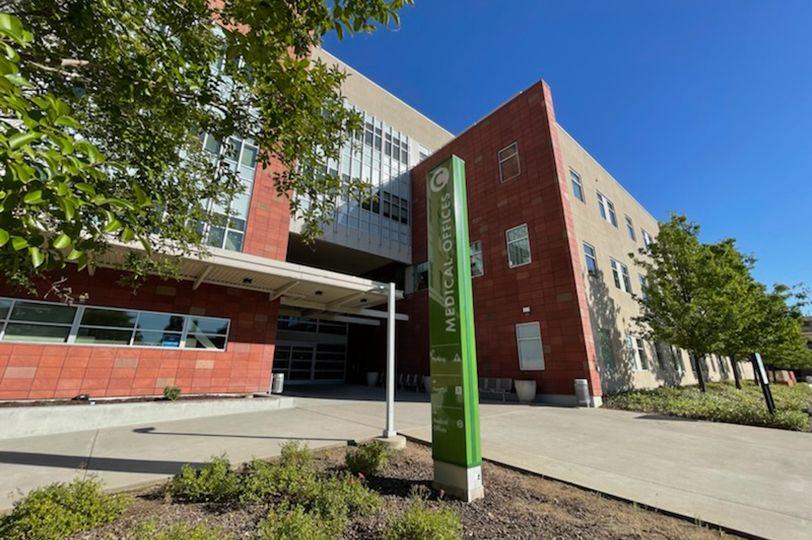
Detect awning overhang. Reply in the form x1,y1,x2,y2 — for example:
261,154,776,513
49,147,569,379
93,243,407,320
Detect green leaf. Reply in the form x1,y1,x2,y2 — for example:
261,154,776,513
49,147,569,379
28,246,44,268
120,227,135,243
11,236,28,251
23,190,43,204
103,218,122,233
67,248,83,260
0,228,8,247
9,131,38,150
75,183,96,196
52,233,71,249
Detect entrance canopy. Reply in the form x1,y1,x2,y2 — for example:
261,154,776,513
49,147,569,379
95,243,407,321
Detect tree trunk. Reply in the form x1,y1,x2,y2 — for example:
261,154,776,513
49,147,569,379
691,352,706,393
730,354,742,389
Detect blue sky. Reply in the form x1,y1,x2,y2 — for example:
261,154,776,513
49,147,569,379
323,0,812,292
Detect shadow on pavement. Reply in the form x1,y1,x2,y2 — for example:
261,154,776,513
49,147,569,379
131,426,353,444
0,451,206,475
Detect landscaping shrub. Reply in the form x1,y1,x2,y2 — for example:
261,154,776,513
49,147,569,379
169,455,242,503
604,381,812,431
255,505,332,540
345,440,391,476
0,477,130,540
279,440,313,469
301,473,381,523
240,456,317,504
163,386,182,401
128,520,229,540
380,497,462,540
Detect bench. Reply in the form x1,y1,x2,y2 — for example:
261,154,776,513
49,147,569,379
398,373,424,392
478,377,513,402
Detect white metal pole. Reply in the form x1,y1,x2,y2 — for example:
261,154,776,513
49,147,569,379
384,281,396,438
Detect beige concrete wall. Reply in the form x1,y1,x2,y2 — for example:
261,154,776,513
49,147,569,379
312,48,454,154
556,125,753,393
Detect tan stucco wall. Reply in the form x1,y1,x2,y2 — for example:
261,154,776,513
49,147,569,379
312,48,454,154
556,125,753,393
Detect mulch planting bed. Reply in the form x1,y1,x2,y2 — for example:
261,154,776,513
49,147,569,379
67,442,739,540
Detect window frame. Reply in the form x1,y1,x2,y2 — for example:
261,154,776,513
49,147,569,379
627,335,649,371
498,142,521,183
470,240,484,278
0,297,231,351
610,258,632,293
516,322,544,371
583,242,598,278
505,224,532,268
596,191,618,227
642,229,653,249
625,216,636,241
570,169,585,202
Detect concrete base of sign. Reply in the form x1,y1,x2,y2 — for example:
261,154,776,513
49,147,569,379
374,434,407,450
433,461,484,502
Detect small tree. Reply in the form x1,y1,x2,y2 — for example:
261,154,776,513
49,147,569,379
634,215,749,392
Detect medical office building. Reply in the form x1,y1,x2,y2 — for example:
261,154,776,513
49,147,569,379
0,49,746,404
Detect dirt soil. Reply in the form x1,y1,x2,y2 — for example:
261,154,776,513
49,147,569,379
68,442,740,540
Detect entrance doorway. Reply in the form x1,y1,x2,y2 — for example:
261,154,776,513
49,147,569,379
273,341,347,383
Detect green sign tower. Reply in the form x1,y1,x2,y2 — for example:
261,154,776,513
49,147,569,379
426,155,484,502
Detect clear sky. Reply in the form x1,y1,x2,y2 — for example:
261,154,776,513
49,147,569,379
322,0,812,292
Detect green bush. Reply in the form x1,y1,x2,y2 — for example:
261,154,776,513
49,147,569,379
255,505,332,540
240,456,317,504
0,477,130,540
169,455,242,503
301,473,381,523
604,381,811,431
128,520,230,540
345,440,391,476
380,497,462,540
163,386,182,401
279,440,313,469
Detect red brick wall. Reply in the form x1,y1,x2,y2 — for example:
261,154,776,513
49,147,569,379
243,156,292,260
403,81,602,398
0,267,280,400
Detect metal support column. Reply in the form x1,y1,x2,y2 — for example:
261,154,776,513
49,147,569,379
383,282,397,438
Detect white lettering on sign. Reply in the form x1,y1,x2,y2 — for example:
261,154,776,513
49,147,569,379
439,191,457,334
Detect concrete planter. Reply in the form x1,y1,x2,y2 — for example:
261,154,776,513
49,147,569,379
366,372,379,386
514,379,537,403
0,395,294,440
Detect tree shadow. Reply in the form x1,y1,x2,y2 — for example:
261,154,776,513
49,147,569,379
585,271,633,394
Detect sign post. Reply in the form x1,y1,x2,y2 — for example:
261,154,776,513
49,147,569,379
426,155,483,502
751,352,776,415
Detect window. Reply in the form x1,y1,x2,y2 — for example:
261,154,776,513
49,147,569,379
610,259,632,293
596,192,617,227
642,230,653,249
638,275,647,300
599,329,614,369
470,241,484,277
516,322,544,370
626,336,648,370
498,142,520,183
506,224,531,268
0,298,230,350
412,261,429,292
570,170,584,202
382,192,409,225
418,145,431,163
671,345,684,373
583,243,598,277
625,216,636,241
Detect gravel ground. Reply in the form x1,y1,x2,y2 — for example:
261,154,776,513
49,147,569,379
68,442,739,540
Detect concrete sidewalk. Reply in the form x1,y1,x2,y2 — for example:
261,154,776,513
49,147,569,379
0,386,809,540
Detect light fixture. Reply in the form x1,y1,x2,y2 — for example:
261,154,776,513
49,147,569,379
522,306,531,314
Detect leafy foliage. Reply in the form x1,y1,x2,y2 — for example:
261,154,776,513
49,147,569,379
0,477,130,540
380,497,463,540
0,13,148,291
605,381,812,431
5,0,413,291
162,385,182,401
127,520,230,540
345,440,391,476
255,504,332,540
168,455,242,503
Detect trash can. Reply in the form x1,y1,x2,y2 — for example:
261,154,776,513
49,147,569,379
271,373,285,394
574,379,590,407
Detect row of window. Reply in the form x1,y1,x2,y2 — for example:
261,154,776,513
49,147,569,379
583,242,647,297
570,170,653,248
0,298,230,350
411,223,532,292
